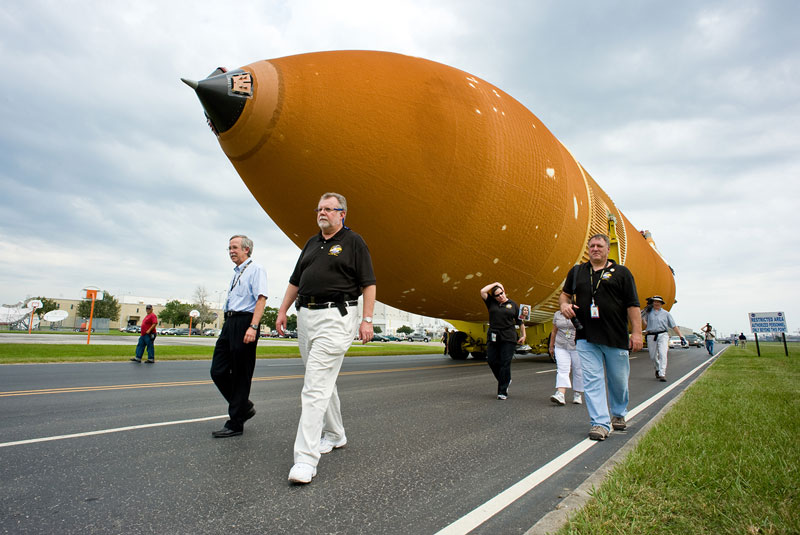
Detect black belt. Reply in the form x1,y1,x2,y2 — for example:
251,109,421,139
224,311,251,318
298,300,358,310
647,330,667,335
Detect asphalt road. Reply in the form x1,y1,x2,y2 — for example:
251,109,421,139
0,345,716,534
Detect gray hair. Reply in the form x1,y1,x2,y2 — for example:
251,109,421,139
320,192,347,212
229,234,253,256
588,233,610,247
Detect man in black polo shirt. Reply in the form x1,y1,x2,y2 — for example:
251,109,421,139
559,234,642,441
276,192,376,484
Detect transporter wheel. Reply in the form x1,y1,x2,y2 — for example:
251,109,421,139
448,331,469,360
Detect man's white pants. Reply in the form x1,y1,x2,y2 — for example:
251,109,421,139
647,333,670,377
294,305,359,466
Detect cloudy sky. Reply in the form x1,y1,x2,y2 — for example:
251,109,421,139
1,0,798,336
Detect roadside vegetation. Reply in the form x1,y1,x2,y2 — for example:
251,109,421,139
0,342,443,364
560,342,799,535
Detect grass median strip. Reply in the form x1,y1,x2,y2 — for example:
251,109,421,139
0,342,443,364
559,343,800,535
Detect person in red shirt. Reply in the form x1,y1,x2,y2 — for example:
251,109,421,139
131,305,158,363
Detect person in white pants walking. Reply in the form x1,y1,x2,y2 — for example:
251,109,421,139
548,310,584,405
276,192,376,485
642,295,683,382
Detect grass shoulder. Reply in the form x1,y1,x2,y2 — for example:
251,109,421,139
0,342,443,364
559,344,799,534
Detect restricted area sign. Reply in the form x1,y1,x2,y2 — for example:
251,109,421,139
748,312,787,334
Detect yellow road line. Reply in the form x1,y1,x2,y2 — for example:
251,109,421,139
0,362,484,397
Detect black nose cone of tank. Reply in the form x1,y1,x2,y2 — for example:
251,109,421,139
182,68,251,135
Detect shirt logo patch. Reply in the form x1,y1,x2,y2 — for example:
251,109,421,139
505,304,512,309
602,272,613,280
328,245,343,256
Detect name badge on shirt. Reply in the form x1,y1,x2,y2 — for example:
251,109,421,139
590,304,600,319
491,332,497,342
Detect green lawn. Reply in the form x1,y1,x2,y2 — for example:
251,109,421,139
0,342,443,364
559,343,800,534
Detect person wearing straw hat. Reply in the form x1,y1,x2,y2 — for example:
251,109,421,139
641,295,683,382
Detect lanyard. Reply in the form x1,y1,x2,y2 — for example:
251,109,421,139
589,262,608,301
230,259,252,291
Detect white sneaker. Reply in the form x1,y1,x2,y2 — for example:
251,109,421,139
288,463,317,484
550,391,566,405
572,392,583,405
319,435,347,454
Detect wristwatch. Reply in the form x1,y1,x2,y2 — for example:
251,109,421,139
249,324,259,330
363,317,373,323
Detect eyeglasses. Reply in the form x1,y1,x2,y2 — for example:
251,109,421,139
494,291,505,298
314,207,344,214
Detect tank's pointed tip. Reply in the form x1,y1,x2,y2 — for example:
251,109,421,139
181,77,199,90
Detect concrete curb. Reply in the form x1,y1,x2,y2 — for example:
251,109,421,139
525,351,722,535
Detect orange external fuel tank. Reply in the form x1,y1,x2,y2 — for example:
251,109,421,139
183,50,675,351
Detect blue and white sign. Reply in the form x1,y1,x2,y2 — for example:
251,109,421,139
748,312,787,334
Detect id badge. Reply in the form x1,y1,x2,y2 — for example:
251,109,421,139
491,332,497,342
590,304,600,319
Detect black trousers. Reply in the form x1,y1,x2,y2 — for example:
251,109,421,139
211,315,258,431
487,341,516,395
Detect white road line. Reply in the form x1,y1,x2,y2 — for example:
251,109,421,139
435,353,717,535
0,414,227,448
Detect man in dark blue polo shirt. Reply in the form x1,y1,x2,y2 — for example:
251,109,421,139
276,192,376,484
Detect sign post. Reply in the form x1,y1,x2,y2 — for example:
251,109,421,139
748,312,788,357
26,300,43,334
82,288,104,345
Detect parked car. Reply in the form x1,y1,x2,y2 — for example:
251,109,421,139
684,334,703,347
406,333,430,342
122,325,140,333
157,328,170,335
203,328,220,336
669,336,687,349
372,334,389,342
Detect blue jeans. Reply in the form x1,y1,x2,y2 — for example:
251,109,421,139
576,340,630,431
136,334,155,360
705,339,714,355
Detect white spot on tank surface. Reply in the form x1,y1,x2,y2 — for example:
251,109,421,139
501,224,507,231
532,124,537,129
493,107,498,112
468,83,476,88
574,195,579,219
442,274,450,283
475,109,482,114
553,266,560,273
554,233,558,239
528,287,534,292
476,272,482,277
493,258,499,264
546,168,555,178
465,274,474,279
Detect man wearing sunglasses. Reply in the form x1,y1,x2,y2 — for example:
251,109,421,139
277,192,376,484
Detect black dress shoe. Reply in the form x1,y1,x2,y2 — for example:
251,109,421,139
212,427,243,438
243,407,256,422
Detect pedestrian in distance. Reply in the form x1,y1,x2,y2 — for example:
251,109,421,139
548,310,584,405
276,192,376,485
480,282,526,400
641,295,683,382
210,235,268,438
559,234,643,441
738,332,747,349
131,305,158,363
701,323,715,355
